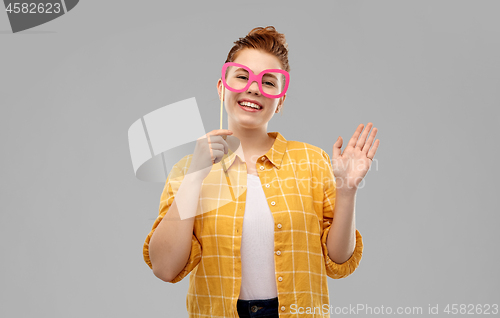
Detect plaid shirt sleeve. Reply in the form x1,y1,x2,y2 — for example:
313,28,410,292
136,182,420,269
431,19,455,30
319,149,364,279
143,157,202,283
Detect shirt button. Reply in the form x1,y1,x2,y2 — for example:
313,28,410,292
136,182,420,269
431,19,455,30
277,223,282,229
271,201,276,206
260,166,265,170
265,184,270,188
278,276,283,282
261,156,266,161
281,306,286,311
276,250,281,256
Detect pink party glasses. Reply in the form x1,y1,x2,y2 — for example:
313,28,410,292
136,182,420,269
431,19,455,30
221,62,290,99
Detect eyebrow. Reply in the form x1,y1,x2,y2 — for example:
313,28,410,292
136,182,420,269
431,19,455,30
234,67,249,73
263,73,278,80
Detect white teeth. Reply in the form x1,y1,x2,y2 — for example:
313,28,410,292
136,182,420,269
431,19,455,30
239,101,261,109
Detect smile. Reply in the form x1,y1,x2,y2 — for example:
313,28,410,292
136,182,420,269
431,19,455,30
238,101,262,112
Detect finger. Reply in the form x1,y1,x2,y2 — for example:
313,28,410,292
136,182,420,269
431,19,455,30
208,129,234,137
210,142,225,156
206,137,221,162
355,122,373,150
209,130,232,142
332,136,342,159
221,139,229,154
207,137,214,162
361,126,377,154
367,139,380,160
212,149,225,164
207,135,227,152
347,124,364,148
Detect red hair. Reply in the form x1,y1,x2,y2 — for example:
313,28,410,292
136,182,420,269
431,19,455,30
224,26,290,72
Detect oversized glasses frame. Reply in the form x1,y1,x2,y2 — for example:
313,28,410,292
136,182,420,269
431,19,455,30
221,62,290,99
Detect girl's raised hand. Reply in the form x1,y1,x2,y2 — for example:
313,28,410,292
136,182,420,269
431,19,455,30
332,123,379,191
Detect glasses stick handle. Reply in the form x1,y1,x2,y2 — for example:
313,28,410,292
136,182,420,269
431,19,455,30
220,86,224,130
218,86,235,200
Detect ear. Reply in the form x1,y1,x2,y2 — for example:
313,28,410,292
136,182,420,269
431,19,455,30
276,94,286,112
280,93,287,106
217,78,224,101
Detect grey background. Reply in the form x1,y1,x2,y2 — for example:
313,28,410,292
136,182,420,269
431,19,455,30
1,0,499,317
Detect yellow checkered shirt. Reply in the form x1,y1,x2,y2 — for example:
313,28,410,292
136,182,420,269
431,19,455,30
143,131,364,317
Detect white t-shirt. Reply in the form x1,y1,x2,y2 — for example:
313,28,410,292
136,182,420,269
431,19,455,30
238,174,278,300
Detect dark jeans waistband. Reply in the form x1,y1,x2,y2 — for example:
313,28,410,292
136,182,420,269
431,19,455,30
237,297,279,318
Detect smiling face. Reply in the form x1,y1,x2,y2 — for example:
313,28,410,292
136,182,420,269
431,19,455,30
217,48,287,131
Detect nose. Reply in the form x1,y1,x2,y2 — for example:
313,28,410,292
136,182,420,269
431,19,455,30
246,80,260,95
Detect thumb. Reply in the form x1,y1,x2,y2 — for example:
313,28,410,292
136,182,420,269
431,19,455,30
332,136,342,159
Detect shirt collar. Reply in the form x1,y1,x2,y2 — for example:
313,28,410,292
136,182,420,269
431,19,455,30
221,131,288,172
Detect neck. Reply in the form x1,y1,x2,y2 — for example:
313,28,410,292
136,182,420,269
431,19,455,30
227,123,274,161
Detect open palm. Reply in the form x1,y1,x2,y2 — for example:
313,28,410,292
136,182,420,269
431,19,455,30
332,123,380,191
